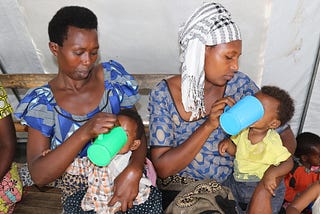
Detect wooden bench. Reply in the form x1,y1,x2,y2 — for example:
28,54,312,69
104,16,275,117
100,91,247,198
0,73,173,133
13,185,63,214
0,72,173,213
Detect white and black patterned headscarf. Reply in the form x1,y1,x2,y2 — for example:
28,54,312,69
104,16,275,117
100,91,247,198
179,2,241,120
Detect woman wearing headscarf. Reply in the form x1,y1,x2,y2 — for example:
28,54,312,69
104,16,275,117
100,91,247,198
148,2,296,213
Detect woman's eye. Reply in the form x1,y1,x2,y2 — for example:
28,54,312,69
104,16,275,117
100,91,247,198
226,55,233,60
74,51,83,56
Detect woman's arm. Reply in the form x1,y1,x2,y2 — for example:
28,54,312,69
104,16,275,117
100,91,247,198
151,121,216,178
286,181,320,214
280,126,297,154
27,112,117,186
151,97,235,178
0,115,16,180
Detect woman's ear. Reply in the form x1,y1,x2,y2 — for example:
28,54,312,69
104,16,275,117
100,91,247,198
130,139,141,151
49,42,59,56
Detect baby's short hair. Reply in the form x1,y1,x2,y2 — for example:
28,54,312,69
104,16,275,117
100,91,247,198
118,109,144,139
260,86,295,126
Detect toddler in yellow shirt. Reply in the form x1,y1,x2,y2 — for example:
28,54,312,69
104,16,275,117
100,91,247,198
218,85,295,214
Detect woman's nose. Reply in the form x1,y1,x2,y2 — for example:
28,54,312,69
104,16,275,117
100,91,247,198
82,53,91,65
231,59,239,71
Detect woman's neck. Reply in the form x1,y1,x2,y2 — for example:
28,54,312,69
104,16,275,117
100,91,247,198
203,82,226,115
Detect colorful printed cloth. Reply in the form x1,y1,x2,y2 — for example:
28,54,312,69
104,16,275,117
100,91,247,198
0,86,23,213
0,163,23,214
14,60,140,213
0,85,13,119
149,71,259,182
66,154,151,213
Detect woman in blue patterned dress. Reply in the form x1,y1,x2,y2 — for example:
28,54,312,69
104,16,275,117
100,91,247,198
148,2,296,213
14,6,150,213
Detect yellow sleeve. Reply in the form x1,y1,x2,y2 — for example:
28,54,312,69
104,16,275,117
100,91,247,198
0,85,13,119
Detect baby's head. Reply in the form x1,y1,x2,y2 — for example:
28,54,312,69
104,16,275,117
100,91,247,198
295,132,320,168
117,109,144,154
251,86,294,130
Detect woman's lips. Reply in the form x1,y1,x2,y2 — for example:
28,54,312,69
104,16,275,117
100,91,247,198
224,75,234,80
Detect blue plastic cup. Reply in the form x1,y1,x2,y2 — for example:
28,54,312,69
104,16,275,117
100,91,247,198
87,126,128,166
219,95,264,136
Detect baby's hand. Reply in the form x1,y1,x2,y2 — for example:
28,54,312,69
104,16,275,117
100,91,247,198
261,174,277,196
218,140,229,156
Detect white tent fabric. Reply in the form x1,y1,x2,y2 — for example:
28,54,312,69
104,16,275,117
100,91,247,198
260,0,320,134
0,0,43,73
1,0,319,135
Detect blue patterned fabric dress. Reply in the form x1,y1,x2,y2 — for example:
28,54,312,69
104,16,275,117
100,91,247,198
15,60,139,154
14,60,140,213
148,71,259,183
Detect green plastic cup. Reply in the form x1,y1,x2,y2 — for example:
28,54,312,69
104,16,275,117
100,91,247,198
87,126,128,166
